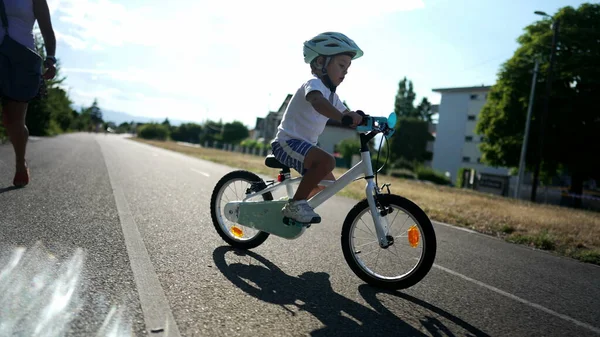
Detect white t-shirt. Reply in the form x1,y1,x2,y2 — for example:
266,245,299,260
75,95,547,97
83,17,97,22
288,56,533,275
0,0,36,50
274,76,348,145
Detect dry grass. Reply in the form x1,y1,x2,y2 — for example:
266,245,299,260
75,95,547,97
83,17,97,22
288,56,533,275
132,138,600,265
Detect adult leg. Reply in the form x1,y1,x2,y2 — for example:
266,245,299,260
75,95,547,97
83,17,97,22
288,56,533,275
3,99,30,186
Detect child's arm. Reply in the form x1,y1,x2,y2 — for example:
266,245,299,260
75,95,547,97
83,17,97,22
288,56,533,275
306,91,345,121
306,91,363,126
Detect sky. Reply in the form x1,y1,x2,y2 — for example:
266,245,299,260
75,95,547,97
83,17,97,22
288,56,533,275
43,0,590,128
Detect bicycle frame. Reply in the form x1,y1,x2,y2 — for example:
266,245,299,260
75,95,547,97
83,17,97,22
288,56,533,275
242,139,391,247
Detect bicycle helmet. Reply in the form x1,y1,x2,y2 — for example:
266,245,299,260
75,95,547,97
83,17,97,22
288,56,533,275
303,32,364,64
303,32,363,92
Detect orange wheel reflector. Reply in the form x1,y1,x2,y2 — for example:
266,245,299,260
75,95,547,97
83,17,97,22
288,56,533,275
231,226,244,238
408,225,420,248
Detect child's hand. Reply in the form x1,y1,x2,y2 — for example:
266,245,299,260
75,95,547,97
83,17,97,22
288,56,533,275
346,111,363,127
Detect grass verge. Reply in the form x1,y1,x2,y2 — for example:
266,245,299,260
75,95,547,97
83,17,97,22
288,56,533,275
131,138,600,266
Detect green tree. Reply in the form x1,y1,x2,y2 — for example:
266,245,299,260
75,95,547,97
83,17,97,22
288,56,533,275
476,3,600,207
221,121,249,144
89,99,103,125
394,77,434,121
171,123,203,143
117,122,131,134
200,119,223,144
335,138,360,167
387,117,433,163
388,77,434,166
71,108,91,132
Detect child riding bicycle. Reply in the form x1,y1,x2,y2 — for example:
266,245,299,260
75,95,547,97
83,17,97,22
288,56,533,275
270,32,364,224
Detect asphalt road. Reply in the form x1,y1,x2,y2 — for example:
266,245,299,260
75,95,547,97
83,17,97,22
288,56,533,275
1,133,599,337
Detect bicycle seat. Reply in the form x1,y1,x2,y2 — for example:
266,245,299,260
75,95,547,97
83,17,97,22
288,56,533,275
265,155,289,170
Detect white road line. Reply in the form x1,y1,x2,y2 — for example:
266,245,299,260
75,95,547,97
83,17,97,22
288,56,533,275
433,263,600,335
190,168,210,177
433,221,478,234
101,141,182,337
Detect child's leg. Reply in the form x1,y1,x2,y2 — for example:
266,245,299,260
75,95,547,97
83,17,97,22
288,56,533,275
307,172,335,199
294,147,335,201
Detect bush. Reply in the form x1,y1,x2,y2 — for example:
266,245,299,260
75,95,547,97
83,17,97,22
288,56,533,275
336,138,361,167
390,169,417,180
393,157,417,171
47,119,63,136
240,139,258,149
415,165,451,185
138,123,169,140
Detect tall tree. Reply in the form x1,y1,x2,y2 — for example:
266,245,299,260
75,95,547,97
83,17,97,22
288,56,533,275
476,3,600,207
89,99,103,125
388,77,434,165
394,77,416,118
394,77,434,121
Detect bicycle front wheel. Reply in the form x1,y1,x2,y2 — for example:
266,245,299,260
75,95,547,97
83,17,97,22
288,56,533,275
341,194,436,290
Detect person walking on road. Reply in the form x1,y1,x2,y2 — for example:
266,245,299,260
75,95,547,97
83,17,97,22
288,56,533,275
0,0,57,187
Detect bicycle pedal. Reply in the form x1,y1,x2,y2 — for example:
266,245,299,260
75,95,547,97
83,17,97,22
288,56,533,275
282,217,312,228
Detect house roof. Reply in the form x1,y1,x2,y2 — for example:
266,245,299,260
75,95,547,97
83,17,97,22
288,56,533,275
432,85,492,93
277,94,293,114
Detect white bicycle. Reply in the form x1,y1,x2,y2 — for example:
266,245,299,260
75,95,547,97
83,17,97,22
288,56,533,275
210,113,436,289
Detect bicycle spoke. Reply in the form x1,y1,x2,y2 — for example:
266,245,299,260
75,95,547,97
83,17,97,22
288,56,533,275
359,214,376,237
387,206,401,233
354,240,378,248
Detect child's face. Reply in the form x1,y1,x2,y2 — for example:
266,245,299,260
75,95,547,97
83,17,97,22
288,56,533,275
325,54,352,87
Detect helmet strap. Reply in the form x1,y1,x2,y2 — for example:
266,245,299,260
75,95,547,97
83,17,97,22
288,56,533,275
320,56,337,93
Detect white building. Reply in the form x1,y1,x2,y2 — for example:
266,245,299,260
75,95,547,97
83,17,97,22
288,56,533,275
431,85,510,184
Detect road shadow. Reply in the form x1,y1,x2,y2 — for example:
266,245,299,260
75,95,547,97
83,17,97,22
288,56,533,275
213,246,488,337
0,186,20,194
358,285,490,337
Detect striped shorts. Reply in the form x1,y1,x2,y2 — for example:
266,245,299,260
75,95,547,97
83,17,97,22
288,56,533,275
271,139,315,175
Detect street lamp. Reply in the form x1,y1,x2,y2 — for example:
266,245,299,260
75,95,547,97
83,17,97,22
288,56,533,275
530,10,560,202
514,59,539,199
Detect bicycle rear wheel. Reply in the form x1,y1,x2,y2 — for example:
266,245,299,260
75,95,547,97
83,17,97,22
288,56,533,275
210,170,272,249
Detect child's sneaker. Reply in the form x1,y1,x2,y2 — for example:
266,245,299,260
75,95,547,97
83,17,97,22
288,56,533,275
282,199,321,224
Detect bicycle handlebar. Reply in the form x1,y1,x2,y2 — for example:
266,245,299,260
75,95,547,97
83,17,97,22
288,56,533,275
341,111,396,136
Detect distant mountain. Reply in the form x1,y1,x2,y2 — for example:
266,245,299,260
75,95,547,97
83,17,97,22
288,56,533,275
72,105,194,126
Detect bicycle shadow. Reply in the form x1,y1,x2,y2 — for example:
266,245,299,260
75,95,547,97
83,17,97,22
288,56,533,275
213,246,489,337
358,285,490,337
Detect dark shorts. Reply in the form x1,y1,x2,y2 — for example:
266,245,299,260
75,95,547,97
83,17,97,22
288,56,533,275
0,37,43,103
271,139,315,175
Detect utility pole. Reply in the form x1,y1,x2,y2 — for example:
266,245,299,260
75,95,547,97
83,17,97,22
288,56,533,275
531,13,560,202
515,59,540,199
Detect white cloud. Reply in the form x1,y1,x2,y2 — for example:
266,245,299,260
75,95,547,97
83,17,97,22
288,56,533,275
56,0,427,126
53,0,425,50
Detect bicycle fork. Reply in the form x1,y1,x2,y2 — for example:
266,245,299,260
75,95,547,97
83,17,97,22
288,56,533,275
365,180,394,248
